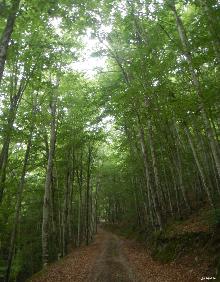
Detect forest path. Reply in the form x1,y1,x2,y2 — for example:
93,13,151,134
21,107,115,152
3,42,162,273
29,229,201,282
87,231,139,282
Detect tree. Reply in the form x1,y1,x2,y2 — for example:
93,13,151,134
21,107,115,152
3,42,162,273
0,0,20,85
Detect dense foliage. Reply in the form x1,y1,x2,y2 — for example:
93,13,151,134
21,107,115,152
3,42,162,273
0,0,219,281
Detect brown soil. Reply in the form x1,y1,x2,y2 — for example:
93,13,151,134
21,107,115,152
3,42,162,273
87,232,139,282
29,229,208,282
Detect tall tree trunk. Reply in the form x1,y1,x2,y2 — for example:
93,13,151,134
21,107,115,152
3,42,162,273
42,89,57,266
184,125,214,206
172,122,191,212
68,168,74,242
137,116,163,230
62,169,70,256
63,152,74,256
76,151,83,247
54,165,62,260
0,65,35,203
0,0,20,85
147,120,165,213
160,152,174,217
170,2,220,179
86,145,92,245
95,180,99,233
4,124,33,282
0,82,26,202
77,186,82,247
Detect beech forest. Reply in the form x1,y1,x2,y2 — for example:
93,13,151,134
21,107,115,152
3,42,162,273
0,0,220,281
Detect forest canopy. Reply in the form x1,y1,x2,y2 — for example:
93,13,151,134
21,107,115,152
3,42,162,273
0,0,219,281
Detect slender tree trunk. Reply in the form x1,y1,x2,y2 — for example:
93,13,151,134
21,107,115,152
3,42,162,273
86,145,92,245
184,125,214,206
95,180,99,233
0,87,22,202
68,168,74,241
0,0,20,85
62,169,70,256
138,177,150,225
172,123,191,212
147,120,165,213
77,187,82,247
170,2,220,179
137,117,163,230
42,89,57,266
134,189,142,226
89,188,93,241
77,151,83,247
54,165,62,260
160,152,174,217
4,124,33,282
0,67,35,203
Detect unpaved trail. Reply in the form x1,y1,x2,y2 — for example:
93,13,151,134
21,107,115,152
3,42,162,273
29,229,205,282
87,232,139,282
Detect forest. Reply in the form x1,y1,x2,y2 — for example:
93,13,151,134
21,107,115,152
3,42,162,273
0,0,219,281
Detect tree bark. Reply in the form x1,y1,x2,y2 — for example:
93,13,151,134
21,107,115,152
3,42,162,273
172,122,191,212
86,144,92,245
4,123,33,282
0,0,20,85
76,151,83,247
137,116,163,230
0,79,28,202
62,152,74,256
147,120,165,213
170,2,220,179
184,125,214,206
42,89,57,266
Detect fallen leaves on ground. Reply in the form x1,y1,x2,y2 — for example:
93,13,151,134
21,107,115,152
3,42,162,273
29,229,211,282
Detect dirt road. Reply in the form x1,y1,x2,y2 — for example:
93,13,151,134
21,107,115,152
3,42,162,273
29,229,204,282
87,232,139,282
